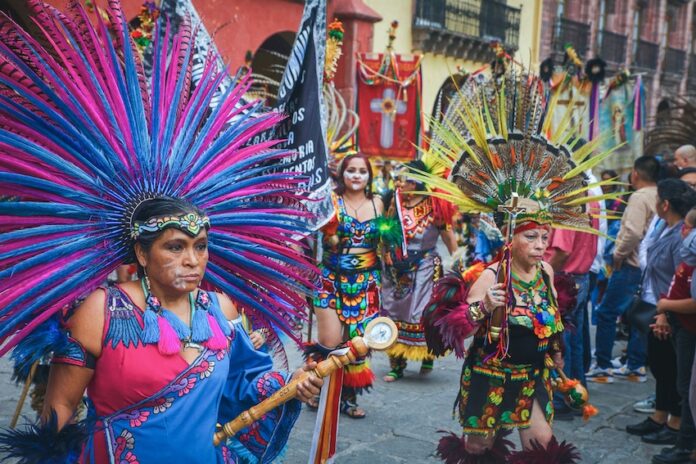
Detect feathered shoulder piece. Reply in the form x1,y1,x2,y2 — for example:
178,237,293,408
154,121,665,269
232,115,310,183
410,70,624,233
0,1,313,355
421,262,487,358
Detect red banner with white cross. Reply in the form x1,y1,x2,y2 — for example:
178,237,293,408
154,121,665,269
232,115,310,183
356,52,422,161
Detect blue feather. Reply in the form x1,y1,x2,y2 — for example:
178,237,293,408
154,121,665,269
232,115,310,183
0,224,87,244
10,316,67,382
0,410,92,464
0,235,107,280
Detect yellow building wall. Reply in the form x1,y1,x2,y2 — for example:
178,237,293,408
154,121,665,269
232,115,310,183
514,0,543,68
364,0,490,121
364,0,544,122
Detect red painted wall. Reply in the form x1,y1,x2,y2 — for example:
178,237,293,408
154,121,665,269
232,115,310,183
39,0,376,108
42,0,342,70
192,0,305,70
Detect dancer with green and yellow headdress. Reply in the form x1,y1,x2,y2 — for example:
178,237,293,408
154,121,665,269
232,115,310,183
417,68,621,463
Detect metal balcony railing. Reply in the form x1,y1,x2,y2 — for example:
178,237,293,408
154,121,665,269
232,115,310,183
634,40,660,69
599,30,627,65
664,47,686,74
413,0,521,48
552,18,591,57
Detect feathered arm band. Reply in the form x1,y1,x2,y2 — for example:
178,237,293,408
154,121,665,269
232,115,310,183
0,410,93,464
421,262,487,358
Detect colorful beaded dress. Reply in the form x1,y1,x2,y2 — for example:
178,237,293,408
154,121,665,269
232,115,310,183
412,67,622,462
456,265,563,436
313,193,382,393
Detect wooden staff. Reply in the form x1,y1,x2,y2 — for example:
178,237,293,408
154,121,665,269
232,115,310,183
213,317,396,446
489,194,526,341
306,232,319,344
11,361,38,428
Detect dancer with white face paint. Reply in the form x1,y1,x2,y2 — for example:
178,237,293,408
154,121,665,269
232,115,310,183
307,154,385,419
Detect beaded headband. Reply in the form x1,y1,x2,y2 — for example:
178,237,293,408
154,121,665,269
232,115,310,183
131,213,211,240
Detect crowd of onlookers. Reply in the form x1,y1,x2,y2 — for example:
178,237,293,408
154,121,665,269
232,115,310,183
544,146,696,464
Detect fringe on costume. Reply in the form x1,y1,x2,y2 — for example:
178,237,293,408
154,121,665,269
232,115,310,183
436,430,514,464
343,359,375,393
386,342,434,361
508,436,580,464
11,317,68,383
302,342,336,362
422,263,486,358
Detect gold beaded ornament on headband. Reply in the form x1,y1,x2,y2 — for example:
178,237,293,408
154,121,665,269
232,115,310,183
131,213,211,240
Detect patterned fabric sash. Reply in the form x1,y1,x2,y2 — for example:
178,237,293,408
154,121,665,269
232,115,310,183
322,250,379,272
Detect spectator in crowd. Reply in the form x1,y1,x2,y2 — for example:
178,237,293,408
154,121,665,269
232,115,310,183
626,181,696,463
587,156,659,383
586,171,608,374
674,145,696,170
648,207,696,464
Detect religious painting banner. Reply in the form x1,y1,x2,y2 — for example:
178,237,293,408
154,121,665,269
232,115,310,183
597,76,644,172
356,52,422,161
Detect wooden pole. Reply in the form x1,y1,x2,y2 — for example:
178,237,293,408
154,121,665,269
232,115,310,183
213,337,369,446
490,194,525,341
306,233,319,344
10,361,38,428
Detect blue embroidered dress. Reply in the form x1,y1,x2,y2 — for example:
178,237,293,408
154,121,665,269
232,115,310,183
83,285,300,464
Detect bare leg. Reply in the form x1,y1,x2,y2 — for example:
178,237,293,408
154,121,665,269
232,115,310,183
465,434,495,454
314,306,343,348
518,399,553,450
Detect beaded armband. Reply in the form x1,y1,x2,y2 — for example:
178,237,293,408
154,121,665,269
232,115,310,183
548,333,563,355
467,301,487,322
52,335,96,369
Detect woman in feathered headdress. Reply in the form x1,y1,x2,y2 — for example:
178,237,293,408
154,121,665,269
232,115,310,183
381,159,458,381
417,69,623,463
0,2,322,462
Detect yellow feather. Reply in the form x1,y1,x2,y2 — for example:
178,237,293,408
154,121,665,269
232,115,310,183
563,142,626,180
562,192,628,206
551,222,612,239
542,74,567,134
553,179,627,200
571,135,605,163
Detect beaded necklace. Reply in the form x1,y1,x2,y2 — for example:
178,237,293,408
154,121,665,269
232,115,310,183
139,277,231,355
510,268,561,339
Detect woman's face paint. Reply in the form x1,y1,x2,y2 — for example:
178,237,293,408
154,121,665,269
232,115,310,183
343,158,370,192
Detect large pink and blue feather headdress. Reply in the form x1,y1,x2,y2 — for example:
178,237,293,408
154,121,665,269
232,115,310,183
0,0,314,357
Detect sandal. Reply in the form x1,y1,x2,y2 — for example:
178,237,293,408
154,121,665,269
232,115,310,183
384,356,406,382
420,359,434,375
340,400,366,419
306,395,320,410
383,369,404,382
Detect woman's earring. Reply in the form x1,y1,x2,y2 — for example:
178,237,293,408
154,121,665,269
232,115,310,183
144,270,152,293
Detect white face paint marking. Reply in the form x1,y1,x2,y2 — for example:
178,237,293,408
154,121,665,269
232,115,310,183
343,171,369,191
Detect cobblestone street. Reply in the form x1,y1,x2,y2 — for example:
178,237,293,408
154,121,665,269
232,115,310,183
283,342,659,464
0,340,664,463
